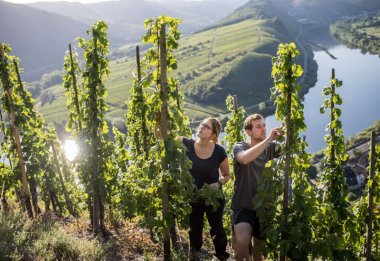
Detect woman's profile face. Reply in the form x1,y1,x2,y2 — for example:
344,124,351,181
196,119,214,139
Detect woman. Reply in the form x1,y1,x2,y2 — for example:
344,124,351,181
180,118,231,261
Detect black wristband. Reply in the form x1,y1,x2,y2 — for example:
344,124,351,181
217,180,223,188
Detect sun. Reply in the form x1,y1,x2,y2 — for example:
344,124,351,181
63,140,78,161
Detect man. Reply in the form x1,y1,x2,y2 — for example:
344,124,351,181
231,114,282,261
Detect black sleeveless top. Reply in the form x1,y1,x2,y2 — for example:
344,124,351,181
182,138,227,189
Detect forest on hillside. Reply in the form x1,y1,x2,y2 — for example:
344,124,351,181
331,16,380,56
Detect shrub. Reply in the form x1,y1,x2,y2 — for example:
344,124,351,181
41,69,63,88
0,208,105,260
32,226,105,260
112,117,127,133
0,208,35,260
26,81,43,97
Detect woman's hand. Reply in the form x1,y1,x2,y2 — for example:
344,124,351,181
210,182,222,190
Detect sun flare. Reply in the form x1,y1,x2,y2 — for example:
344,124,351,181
63,140,78,161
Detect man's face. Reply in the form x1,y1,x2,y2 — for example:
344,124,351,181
247,118,266,141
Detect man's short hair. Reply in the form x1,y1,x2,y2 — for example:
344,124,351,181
244,114,264,130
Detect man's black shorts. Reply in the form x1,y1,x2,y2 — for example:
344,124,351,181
232,209,263,239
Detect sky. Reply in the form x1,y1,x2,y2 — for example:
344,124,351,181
4,0,202,4
5,0,109,3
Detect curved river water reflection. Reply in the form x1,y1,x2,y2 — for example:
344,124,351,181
266,44,380,153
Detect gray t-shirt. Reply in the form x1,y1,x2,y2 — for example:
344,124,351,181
231,141,277,211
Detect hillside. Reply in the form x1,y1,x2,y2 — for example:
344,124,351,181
331,16,380,56
176,18,294,107
31,0,183,43
310,120,380,199
35,0,318,126
31,0,248,42
23,0,380,127
0,1,86,81
37,17,304,126
1,0,245,81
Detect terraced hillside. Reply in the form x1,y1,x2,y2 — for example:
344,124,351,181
38,17,303,126
177,18,296,105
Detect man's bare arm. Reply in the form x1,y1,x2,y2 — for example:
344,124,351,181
236,128,282,165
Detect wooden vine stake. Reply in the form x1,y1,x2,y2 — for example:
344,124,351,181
90,28,101,235
68,43,82,131
158,23,171,261
367,131,376,261
330,69,336,162
280,53,292,261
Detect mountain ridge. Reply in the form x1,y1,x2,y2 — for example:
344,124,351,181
0,0,124,81
1,0,246,81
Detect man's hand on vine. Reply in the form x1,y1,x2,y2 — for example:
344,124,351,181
268,127,283,141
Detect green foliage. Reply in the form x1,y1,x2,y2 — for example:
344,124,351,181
254,160,283,252
111,127,135,218
136,15,194,240
373,144,380,260
320,75,347,199
346,120,380,148
0,208,105,260
254,42,317,259
353,142,380,260
47,127,83,216
41,69,63,88
63,43,82,135
0,207,34,259
125,54,153,159
331,16,380,57
63,20,124,230
196,184,223,212
222,94,246,238
32,226,105,260
314,71,357,259
223,95,246,156
1,43,77,216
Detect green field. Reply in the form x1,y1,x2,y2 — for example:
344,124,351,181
363,26,380,38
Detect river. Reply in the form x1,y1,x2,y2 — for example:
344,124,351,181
266,43,380,153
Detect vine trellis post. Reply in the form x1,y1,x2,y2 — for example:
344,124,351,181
280,53,292,261
68,43,82,131
158,23,172,261
367,131,376,260
13,60,41,216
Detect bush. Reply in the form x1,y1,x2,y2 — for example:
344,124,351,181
0,208,105,260
41,69,63,88
40,90,56,106
26,81,43,97
112,117,127,133
32,226,105,260
0,208,35,260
